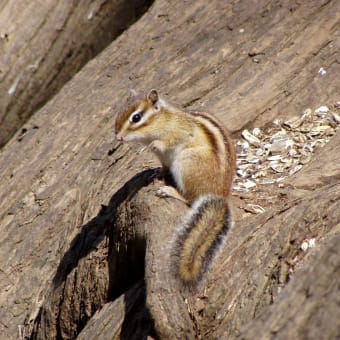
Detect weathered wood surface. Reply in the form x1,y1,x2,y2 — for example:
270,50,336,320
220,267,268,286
0,0,151,147
0,0,339,339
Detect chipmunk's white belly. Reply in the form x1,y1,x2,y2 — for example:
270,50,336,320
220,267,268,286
170,160,185,193
158,145,185,193
169,148,186,194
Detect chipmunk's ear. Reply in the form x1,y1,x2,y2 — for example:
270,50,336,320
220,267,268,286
147,89,159,105
128,89,138,101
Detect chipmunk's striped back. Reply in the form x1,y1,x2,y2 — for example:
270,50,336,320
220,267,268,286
189,110,235,196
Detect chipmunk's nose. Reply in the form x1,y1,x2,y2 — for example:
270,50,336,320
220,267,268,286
115,134,124,142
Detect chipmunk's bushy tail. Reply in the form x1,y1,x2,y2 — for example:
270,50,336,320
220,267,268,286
171,195,232,290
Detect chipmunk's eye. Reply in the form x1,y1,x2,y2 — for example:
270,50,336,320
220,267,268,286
131,112,142,123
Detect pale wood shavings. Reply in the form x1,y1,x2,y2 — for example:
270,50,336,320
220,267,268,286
234,105,340,196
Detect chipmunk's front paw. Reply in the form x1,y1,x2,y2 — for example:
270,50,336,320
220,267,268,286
156,186,187,204
149,140,167,153
156,185,174,198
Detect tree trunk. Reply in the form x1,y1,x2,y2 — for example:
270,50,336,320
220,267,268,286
0,0,152,147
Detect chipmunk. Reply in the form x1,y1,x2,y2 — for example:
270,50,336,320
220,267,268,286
115,89,236,290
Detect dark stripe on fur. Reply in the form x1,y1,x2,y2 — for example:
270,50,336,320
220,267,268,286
196,121,219,156
190,111,235,175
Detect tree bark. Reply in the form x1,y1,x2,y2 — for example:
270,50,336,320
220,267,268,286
0,0,339,339
0,0,152,147
239,233,340,340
